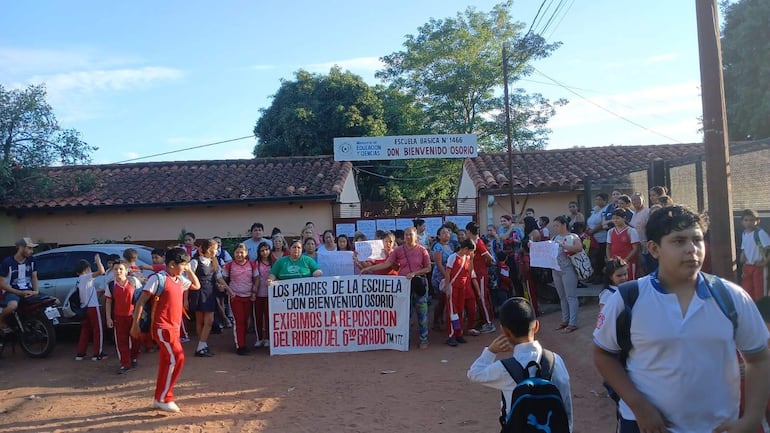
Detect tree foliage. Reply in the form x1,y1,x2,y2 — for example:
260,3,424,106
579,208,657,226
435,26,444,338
253,67,387,157
0,84,96,198
376,1,561,150
722,0,770,140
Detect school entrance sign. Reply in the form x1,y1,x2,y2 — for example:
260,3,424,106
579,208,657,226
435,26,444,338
333,134,478,161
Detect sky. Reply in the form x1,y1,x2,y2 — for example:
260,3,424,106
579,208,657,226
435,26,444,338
0,1,711,165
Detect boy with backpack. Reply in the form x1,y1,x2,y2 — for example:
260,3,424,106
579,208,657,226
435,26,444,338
740,209,770,300
467,297,572,433
105,260,141,374
594,205,770,433
130,247,200,413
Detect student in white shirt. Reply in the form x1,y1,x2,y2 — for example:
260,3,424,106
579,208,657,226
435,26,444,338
594,205,770,433
468,297,573,431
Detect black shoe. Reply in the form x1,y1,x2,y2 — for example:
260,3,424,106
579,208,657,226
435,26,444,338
118,366,130,375
131,359,138,368
236,347,249,356
456,336,467,344
211,326,223,335
195,347,215,357
445,337,458,347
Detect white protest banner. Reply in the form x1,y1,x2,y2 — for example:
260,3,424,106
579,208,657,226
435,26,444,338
335,223,356,238
317,251,355,277
529,241,561,271
354,240,385,261
269,275,410,355
333,134,477,161
376,219,396,232
356,220,376,240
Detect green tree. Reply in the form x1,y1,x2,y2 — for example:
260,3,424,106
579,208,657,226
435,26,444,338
376,1,561,150
0,84,96,198
722,0,770,140
253,67,387,157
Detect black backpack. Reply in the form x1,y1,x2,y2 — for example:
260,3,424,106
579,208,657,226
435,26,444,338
500,349,570,433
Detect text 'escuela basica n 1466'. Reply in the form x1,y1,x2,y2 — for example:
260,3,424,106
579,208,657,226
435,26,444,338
333,134,478,161
269,277,409,350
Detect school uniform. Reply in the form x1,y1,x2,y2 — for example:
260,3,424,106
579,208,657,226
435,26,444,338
105,279,141,368
467,340,573,432
593,273,769,433
76,274,104,357
142,273,192,404
223,260,257,349
473,237,494,325
444,253,475,338
607,226,640,280
741,228,770,300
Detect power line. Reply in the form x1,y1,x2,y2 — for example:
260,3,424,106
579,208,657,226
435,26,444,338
354,167,440,182
112,135,255,164
532,67,684,143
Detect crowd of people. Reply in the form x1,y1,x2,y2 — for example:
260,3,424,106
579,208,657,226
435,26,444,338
3,190,770,424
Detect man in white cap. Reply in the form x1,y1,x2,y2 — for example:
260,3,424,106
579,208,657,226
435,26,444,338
0,238,40,332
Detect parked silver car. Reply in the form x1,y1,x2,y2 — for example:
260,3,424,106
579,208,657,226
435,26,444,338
33,244,154,323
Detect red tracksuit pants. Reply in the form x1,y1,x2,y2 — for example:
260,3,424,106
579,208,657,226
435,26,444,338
255,296,269,342
113,315,140,368
446,283,476,338
153,327,185,403
231,296,254,349
77,306,104,356
476,274,494,324
743,264,765,300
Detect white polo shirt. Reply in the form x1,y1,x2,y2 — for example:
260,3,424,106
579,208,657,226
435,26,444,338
741,228,770,263
593,273,769,433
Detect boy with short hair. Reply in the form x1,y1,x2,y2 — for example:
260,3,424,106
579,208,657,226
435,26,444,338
594,205,770,433
130,247,200,413
105,260,141,374
75,254,106,361
740,209,770,300
467,297,573,431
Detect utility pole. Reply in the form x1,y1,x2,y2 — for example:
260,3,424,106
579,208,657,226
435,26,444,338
502,44,516,217
695,0,735,280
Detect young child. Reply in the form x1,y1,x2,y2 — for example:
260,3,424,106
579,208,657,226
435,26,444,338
123,248,146,285
75,254,106,361
105,260,141,374
138,248,166,351
189,239,227,357
594,205,770,432
598,257,628,312
140,248,167,274
130,247,200,413
606,209,640,280
253,241,274,348
222,243,257,355
740,209,770,300
467,297,573,430
444,239,476,347
538,216,551,240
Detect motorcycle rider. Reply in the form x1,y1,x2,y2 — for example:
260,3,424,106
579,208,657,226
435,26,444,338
0,238,40,333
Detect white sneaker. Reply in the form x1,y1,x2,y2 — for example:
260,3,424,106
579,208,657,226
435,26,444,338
254,340,262,348
263,339,270,348
153,400,180,413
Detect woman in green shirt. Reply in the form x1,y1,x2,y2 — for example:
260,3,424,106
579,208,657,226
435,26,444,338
267,240,323,282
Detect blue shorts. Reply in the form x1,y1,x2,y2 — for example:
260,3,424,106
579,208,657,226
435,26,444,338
0,292,21,307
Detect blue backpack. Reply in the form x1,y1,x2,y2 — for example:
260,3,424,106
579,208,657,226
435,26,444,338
500,349,570,433
134,272,166,332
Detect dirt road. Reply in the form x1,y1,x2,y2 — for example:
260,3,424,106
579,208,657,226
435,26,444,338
0,303,615,432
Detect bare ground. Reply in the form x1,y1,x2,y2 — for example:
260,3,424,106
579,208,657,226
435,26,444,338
0,303,615,433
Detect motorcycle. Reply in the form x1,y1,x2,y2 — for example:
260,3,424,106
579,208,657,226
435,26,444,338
0,295,59,358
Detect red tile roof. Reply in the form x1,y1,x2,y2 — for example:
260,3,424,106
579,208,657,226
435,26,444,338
3,156,353,211
465,143,707,192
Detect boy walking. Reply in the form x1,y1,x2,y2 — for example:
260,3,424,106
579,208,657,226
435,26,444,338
467,297,573,432
131,248,200,413
594,205,770,433
740,209,770,300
